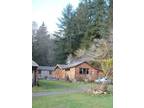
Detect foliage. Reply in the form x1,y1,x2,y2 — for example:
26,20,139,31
32,0,113,66
89,61,101,69
100,58,113,76
54,0,113,64
32,22,56,65
53,31,68,64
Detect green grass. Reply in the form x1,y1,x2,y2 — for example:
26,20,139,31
32,93,113,108
32,80,91,92
32,80,113,108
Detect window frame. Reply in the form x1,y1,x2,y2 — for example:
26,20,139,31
79,68,89,74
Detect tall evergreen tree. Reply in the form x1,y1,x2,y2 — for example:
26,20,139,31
32,22,51,65
57,4,77,55
54,0,113,64
80,0,110,48
53,31,67,64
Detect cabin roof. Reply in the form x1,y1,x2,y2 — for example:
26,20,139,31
55,61,88,69
39,66,55,71
95,68,103,72
32,60,39,67
67,60,87,68
56,64,69,69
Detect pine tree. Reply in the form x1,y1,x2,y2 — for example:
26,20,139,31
54,0,113,64
53,31,67,64
32,22,51,65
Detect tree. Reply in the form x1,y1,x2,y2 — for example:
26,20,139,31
81,0,110,48
57,4,76,54
101,58,112,77
53,31,67,64
32,22,55,65
54,0,113,66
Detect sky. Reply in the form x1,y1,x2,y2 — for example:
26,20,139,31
32,0,80,34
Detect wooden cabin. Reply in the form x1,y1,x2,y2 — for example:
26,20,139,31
53,61,99,82
38,66,55,79
52,64,67,80
32,60,39,86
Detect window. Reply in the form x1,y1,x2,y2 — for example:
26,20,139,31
80,68,83,74
65,68,70,71
83,68,86,74
86,68,89,74
79,68,89,74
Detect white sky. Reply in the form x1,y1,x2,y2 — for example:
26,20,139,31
32,0,80,34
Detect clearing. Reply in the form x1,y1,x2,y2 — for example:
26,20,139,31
32,80,113,108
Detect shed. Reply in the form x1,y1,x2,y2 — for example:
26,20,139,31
53,61,99,81
38,66,55,79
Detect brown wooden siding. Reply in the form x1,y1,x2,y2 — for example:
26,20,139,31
53,68,65,79
53,62,99,81
65,67,75,80
75,62,98,81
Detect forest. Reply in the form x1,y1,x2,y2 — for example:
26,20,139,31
32,0,113,71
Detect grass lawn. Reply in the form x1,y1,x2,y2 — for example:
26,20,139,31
32,93,112,108
32,80,91,92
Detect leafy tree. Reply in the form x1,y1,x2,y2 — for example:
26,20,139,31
100,58,113,77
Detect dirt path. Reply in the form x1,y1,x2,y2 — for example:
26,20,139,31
32,87,87,97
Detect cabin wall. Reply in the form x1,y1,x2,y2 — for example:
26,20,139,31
75,63,98,81
52,62,99,81
65,67,75,80
38,70,49,79
53,68,65,80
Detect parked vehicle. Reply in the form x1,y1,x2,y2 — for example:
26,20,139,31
95,77,112,84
